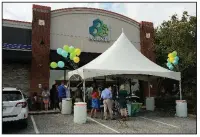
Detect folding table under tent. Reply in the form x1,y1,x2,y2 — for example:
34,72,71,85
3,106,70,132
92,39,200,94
68,31,181,102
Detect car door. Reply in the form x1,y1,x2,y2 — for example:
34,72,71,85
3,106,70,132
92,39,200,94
2,90,24,117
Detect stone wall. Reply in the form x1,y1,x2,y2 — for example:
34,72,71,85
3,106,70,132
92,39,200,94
140,21,157,98
2,63,31,95
30,5,51,94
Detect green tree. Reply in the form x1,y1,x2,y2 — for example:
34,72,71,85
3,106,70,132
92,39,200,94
155,11,197,113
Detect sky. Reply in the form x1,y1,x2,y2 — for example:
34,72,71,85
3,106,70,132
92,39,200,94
3,2,196,27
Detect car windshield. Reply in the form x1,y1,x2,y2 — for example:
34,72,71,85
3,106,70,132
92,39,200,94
3,91,22,101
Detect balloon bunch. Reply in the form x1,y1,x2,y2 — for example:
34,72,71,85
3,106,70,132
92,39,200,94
57,45,81,63
50,61,65,69
50,45,81,69
166,51,179,70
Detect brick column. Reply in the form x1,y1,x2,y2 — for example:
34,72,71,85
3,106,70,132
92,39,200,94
30,5,51,95
140,21,157,98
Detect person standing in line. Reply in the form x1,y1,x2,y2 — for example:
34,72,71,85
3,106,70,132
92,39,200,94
50,84,61,111
86,86,93,109
90,87,100,118
58,81,66,110
55,84,61,111
50,83,56,110
101,85,114,120
42,86,50,111
118,85,128,121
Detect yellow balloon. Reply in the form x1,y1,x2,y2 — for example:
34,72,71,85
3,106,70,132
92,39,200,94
168,53,173,58
73,57,80,63
169,57,174,63
75,48,81,56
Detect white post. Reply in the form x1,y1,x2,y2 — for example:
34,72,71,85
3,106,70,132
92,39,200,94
122,28,124,33
179,80,182,100
83,79,86,102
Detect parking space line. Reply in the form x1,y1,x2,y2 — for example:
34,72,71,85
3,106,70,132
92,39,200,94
31,115,40,134
87,117,120,133
139,116,179,128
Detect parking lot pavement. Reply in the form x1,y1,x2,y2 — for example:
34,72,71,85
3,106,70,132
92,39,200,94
138,110,197,134
2,111,196,134
2,116,35,134
91,115,196,134
32,114,116,134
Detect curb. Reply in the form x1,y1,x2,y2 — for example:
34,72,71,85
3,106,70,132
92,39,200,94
29,111,60,115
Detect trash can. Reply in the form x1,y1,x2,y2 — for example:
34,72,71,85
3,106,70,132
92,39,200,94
74,102,87,124
146,97,155,111
176,100,187,117
127,103,143,116
61,98,72,114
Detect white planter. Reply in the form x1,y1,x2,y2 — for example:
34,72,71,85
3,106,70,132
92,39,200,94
74,102,87,124
146,97,155,111
176,100,187,117
61,98,72,114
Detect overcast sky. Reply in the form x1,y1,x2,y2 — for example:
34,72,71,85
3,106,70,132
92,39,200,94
3,2,196,27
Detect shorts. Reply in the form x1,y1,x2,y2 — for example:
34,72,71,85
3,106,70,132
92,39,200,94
43,99,49,104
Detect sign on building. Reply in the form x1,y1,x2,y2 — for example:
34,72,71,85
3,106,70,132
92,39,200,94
2,43,32,51
89,19,110,42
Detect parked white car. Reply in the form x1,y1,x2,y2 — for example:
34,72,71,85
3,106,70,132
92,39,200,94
2,87,28,128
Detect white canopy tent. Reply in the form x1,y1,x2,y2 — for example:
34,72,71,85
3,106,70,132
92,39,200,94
68,31,181,101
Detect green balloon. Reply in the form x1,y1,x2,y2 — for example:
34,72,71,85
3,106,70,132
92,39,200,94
63,45,69,52
172,51,177,57
69,47,75,53
50,62,57,69
69,52,76,60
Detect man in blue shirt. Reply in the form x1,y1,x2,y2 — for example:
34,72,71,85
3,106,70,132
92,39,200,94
101,85,113,120
58,81,66,103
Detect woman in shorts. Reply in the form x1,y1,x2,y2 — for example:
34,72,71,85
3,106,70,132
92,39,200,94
42,87,50,111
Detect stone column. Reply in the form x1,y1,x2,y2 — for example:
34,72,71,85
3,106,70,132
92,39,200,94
140,21,157,98
30,4,51,95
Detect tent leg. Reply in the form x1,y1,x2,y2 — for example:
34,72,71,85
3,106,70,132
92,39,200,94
179,80,182,100
69,80,70,89
83,80,86,102
68,80,71,98
129,79,132,95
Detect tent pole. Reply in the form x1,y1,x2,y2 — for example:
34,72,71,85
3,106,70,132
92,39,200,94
129,79,132,95
179,79,182,100
69,80,70,89
83,79,86,102
68,80,70,98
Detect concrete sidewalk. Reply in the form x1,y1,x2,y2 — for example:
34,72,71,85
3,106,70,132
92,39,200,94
29,110,60,115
